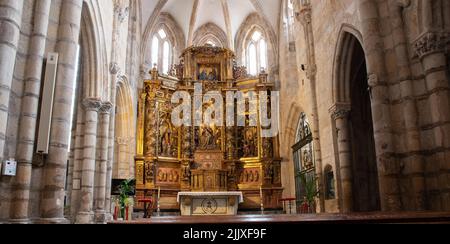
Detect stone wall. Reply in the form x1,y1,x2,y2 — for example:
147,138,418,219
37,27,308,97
0,0,121,223
279,0,450,213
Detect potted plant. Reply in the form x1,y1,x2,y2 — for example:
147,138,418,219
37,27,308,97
118,179,135,220
298,172,319,214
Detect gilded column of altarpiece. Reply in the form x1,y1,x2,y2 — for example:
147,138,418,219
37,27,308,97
135,46,282,211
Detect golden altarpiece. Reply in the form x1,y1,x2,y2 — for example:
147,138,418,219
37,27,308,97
135,46,282,212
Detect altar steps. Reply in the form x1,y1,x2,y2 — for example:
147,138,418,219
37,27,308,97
116,212,450,224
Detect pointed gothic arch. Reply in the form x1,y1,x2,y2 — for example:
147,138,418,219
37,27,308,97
193,22,228,48
331,25,381,212
113,76,136,180
142,13,185,73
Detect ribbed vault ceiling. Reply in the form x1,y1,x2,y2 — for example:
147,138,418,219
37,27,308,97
140,0,281,46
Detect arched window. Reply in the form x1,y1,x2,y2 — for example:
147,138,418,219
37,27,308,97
163,41,170,74
324,165,336,200
206,40,216,47
246,30,268,76
151,28,172,74
151,36,159,67
292,113,316,213
249,43,257,76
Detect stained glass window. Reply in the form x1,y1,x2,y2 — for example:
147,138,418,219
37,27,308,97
292,113,316,212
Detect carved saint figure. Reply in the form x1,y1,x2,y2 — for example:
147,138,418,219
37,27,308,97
199,70,208,80
244,129,256,157
200,125,220,149
160,121,172,156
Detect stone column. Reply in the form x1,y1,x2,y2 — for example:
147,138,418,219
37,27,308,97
70,104,85,219
9,0,51,223
297,3,325,212
104,0,129,216
414,32,450,211
75,98,101,224
39,0,83,223
330,104,353,213
0,0,23,162
358,0,402,211
94,102,112,223
388,0,426,210
105,68,119,219
116,137,130,179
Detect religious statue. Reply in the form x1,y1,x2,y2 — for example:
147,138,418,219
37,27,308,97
243,128,257,157
182,163,191,179
200,124,220,149
208,68,217,81
144,161,155,182
264,163,274,179
262,138,273,158
302,149,313,169
159,121,173,156
199,70,208,80
169,65,177,77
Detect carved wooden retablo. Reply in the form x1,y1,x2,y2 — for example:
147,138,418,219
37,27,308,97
135,45,282,212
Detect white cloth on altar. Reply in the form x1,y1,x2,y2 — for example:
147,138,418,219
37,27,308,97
177,192,244,203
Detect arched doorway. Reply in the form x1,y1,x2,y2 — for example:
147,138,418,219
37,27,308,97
348,37,380,212
332,28,381,212
292,113,315,213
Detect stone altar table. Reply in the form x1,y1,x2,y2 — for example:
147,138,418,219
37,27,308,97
177,192,244,216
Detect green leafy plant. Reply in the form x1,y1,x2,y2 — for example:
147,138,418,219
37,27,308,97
297,171,319,212
118,179,135,218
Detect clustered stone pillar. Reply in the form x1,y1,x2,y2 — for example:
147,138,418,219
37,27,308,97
0,0,24,163
75,98,101,224
70,105,85,219
10,0,51,222
358,0,402,211
105,68,120,219
76,98,101,224
414,31,450,211
94,102,113,223
330,104,353,213
297,2,325,212
388,0,426,210
39,0,83,223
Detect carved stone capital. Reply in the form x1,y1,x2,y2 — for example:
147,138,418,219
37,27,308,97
114,0,129,23
296,4,312,25
117,75,127,85
329,103,351,120
414,32,448,59
396,0,411,8
100,102,114,114
109,62,120,75
82,98,102,112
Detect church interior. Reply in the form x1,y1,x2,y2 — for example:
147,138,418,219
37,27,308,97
0,0,449,224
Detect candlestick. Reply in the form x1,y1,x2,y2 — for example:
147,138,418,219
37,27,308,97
157,186,161,216
260,186,264,215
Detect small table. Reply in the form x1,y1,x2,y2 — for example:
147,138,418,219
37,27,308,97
137,198,153,218
280,198,296,214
